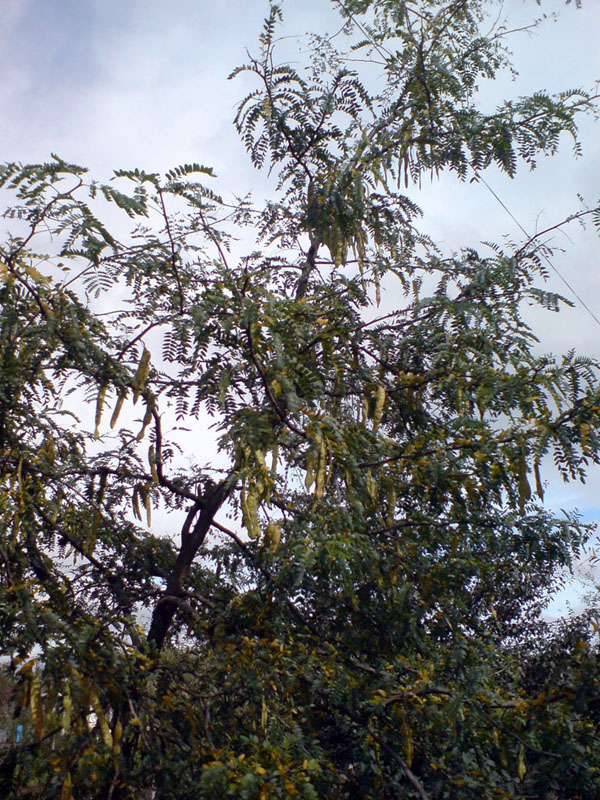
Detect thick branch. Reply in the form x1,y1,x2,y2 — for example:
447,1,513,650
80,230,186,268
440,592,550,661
147,480,229,650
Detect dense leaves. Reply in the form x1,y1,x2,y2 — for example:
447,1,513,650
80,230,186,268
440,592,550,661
1,1,600,798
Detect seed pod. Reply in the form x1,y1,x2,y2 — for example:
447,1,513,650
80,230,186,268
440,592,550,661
110,391,127,429
94,383,108,440
148,446,159,484
385,486,396,527
314,435,327,503
365,469,377,502
30,670,43,740
401,718,414,769
62,685,72,732
372,385,386,431
113,719,123,757
138,484,152,527
361,396,369,423
241,484,260,539
517,743,526,780
255,475,266,501
96,471,108,505
271,444,279,476
136,397,154,442
132,486,142,521
86,512,99,555
89,690,113,749
132,347,151,405
305,447,317,490
533,459,544,501
60,772,73,800
517,453,531,514
264,521,281,554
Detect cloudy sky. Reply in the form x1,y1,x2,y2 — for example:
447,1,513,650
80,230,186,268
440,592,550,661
1,0,599,602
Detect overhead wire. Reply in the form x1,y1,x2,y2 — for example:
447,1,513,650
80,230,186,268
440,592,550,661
471,169,600,328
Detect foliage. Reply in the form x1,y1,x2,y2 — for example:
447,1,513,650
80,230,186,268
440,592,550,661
1,1,600,798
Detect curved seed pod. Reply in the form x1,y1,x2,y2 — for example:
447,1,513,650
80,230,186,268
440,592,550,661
241,484,260,539
110,391,127,429
518,744,527,780
361,396,369,424
385,486,397,527
96,472,108,505
240,484,248,521
60,772,73,800
517,453,531,514
148,446,159,484
61,685,72,732
138,484,152,527
94,383,108,440
401,717,414,769
113,718,123,757
372,385,386,431
132,486,142,521
245,488,260,539
264,520,281,554
365,469,377,502
136,397,154,442
271,444,279,476
255,474,266,501
86,512,99,555
305,447,317,490
132,347,151,405
89,690,113,749
30,670,43,740
534,458,544,501
314,435,327,503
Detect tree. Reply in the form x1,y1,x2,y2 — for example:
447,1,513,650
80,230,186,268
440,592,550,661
1,1,600,797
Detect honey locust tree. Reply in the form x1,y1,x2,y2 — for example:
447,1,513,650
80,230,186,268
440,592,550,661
2,1,600,798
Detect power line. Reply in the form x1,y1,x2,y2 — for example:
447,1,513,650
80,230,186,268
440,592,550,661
473,169,600,329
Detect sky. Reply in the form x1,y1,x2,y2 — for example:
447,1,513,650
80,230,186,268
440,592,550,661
1,0,599,604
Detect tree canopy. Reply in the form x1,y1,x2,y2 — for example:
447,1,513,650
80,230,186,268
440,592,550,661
1,1,600,798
